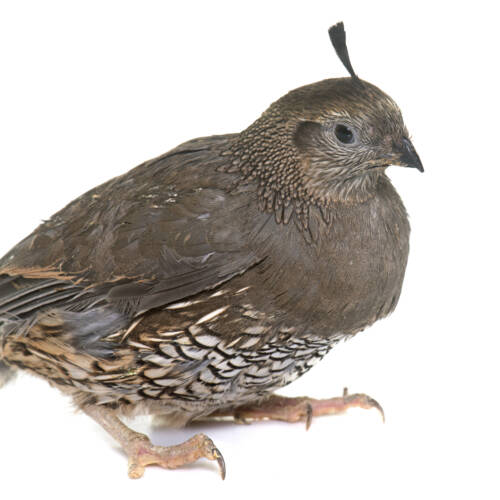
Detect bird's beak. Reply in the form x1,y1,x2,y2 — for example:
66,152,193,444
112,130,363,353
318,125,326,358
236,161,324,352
393,137,424,172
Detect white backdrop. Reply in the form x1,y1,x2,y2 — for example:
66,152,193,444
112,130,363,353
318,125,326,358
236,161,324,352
0,1,498,499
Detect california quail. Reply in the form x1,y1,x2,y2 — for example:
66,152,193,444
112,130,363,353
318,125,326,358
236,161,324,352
0,22,422,479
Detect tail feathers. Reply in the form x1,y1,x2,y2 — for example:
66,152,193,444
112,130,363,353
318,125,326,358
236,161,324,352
0,359,16,388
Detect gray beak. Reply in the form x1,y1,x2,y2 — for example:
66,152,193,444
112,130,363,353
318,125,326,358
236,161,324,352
397,137,424,172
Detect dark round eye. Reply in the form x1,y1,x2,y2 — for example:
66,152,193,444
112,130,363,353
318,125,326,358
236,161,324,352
334,124,355,144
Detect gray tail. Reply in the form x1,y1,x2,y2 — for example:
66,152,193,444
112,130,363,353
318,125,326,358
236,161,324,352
0,359,16,388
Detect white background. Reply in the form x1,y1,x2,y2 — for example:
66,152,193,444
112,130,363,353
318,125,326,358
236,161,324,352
0,1,498,499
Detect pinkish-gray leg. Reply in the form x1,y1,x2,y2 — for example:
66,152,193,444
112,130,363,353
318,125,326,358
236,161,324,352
83,405,225,479
210,388,384,429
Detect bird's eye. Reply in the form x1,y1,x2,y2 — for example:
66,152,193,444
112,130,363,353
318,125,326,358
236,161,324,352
334,124,355,144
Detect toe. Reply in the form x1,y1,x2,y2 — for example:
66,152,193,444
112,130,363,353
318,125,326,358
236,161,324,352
128,460,146,479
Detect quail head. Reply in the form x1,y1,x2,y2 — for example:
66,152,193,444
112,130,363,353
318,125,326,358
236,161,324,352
0,22,422,479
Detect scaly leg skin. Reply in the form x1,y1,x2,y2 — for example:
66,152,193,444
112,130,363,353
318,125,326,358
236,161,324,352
210,388,384,430
83,406,225,479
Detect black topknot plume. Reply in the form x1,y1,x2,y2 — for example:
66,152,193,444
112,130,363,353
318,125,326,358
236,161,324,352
328,22,357,78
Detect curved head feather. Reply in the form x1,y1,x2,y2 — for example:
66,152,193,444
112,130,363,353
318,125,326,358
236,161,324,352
328,22,357,79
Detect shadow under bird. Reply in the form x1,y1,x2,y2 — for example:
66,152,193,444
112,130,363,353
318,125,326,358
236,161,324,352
0,22,422,479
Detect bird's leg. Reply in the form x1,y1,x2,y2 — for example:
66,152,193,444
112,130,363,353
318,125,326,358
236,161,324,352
210,388,384,429
83,405,225,479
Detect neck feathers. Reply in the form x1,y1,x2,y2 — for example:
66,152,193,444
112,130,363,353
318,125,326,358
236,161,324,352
222,119,382,238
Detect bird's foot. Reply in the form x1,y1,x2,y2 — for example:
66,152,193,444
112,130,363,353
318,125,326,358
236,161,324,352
83,405,225,479
125,432,226,479
211,388,384,429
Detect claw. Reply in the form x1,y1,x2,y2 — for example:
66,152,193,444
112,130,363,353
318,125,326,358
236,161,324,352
213,447,226,480
201,435,226,480
342,389,385,423
305,403,313,431
366,396,385,423
234,413,251,425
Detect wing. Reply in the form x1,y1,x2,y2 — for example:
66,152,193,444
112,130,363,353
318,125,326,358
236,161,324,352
0,134,267,327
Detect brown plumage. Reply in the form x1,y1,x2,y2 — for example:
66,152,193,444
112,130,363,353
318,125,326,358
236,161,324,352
0,22,422,478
